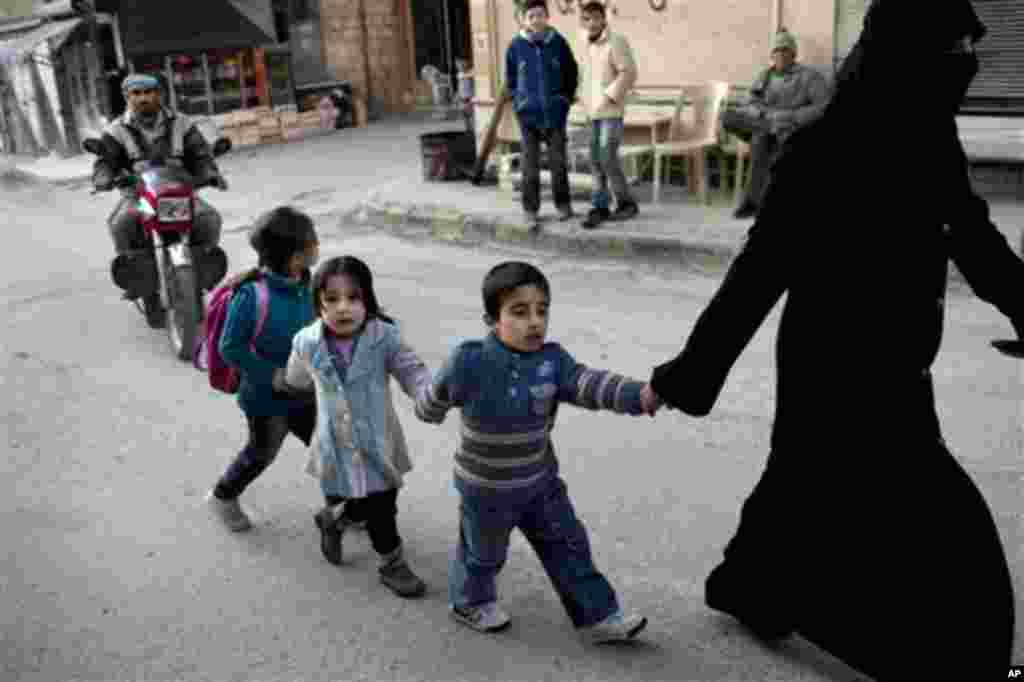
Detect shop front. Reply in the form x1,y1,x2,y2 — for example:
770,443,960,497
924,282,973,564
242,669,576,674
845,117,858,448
108,0,290,114
132,47,292,115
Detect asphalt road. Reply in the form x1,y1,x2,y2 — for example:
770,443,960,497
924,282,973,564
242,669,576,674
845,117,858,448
1,171,1020,682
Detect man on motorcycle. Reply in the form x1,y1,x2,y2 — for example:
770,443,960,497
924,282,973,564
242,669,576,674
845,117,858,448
92,72,228,327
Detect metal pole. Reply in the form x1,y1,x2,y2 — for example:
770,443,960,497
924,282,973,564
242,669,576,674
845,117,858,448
442,0,453,83
201,53,213,115
164,55,176,112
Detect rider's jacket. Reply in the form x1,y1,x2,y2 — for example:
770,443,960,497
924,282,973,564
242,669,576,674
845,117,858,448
92,107,220,187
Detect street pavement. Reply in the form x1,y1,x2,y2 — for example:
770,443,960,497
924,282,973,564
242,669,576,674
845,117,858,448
1,119,1021,681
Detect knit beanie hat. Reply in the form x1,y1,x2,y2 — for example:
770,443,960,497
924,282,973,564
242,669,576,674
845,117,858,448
523,0,548,14
772,28,798,53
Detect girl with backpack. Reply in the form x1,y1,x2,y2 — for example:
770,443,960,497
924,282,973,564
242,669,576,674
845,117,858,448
283,255,432,598
206,206,320,532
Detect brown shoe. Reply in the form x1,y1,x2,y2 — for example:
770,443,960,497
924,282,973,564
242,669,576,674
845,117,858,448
379,558,427,598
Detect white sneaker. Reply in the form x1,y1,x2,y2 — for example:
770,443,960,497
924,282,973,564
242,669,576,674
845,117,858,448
205,490,252,532
579,610,647,645
450,602,512,633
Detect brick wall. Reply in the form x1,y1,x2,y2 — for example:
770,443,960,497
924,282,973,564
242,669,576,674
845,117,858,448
319,0,414,116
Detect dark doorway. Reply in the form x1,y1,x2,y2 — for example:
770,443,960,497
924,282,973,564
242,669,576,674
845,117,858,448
411,0,471,83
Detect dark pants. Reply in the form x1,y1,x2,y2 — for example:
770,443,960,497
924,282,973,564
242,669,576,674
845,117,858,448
214,407,316,500
721,108,783,210
330,489,401,557
520,124,571,214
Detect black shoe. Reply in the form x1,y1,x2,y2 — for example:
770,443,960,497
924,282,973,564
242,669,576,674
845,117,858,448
582,207,611,230
142,293,166,329
732,202,758,220
314,507,349,566
556,205,575,221
609,201,639,222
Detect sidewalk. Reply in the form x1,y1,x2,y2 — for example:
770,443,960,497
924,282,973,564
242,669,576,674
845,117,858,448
355,173,749,268
6,115,1023,274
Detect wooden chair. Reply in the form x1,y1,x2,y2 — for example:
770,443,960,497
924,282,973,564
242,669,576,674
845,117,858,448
652,81,731,204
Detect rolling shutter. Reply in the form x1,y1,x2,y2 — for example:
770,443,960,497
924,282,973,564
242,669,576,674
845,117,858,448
965,0,1024,113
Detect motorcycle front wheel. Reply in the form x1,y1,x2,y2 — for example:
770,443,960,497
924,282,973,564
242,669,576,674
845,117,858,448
166,263,200,361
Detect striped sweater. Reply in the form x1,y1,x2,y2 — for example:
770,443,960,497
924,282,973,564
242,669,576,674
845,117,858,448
416,333,646,489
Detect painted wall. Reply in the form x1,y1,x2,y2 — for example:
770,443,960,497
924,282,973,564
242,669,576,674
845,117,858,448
0,0,37,18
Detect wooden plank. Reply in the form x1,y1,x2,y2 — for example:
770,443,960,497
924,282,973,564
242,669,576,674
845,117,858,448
471,84,508,184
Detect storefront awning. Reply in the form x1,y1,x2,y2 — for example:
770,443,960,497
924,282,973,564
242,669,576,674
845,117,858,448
0,17,83,65
115,0,276,58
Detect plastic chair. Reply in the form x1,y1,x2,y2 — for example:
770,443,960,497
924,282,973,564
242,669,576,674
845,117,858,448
716,129,752,204
652,81,731,204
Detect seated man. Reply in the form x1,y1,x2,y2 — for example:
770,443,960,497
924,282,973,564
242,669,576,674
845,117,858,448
92,73,227,326
722,29,830,219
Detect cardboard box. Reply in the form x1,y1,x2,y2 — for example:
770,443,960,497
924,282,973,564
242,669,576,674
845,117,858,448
234,110,258,126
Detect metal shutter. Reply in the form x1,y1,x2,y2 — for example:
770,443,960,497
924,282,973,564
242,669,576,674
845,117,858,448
966,0,1024,112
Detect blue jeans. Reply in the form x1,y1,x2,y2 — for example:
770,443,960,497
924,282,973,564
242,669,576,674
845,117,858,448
449,472,619,628
590,118,633,210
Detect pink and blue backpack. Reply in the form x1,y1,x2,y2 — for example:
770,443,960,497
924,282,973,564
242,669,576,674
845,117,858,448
194,277,269,394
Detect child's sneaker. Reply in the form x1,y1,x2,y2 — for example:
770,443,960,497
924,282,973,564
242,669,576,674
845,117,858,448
314,506,350,566
450,602,512,633
205,490,252,532
579,610,647,645
378,558,427,598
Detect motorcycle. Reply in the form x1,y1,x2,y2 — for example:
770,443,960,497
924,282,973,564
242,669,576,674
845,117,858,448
83,137,231,361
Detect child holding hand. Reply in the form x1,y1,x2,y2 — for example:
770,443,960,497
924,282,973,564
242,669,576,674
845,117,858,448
416,260,660,643
284,255,432,598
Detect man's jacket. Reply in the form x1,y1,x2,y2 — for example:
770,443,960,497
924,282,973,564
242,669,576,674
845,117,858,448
581,28,637,120
749,63,830,131
505,28,579,131
92,108,219,188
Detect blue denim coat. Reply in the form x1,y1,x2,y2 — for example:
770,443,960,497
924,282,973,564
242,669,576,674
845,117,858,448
286,318,432,498
505,28,579,131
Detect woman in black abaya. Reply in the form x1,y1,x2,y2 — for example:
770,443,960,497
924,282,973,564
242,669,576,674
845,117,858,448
650,1,1017,679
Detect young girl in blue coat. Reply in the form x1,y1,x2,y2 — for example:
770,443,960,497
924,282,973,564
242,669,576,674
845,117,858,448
206,206,319,532
285,256,432,598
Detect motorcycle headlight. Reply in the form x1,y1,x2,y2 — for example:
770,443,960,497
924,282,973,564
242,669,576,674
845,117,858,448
157,197,192,222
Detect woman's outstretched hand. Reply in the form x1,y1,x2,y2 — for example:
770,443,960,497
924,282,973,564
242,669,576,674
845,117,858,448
640,383,663,417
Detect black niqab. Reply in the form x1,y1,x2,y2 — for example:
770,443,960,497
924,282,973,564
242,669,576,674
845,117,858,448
650,2,1017,679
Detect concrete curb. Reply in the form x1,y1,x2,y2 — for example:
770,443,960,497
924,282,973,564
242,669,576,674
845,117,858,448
349,199,1001,286
351,198,741,269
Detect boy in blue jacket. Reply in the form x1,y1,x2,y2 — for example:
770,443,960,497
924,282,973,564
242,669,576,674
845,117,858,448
416,261,661,644
506,0,579,230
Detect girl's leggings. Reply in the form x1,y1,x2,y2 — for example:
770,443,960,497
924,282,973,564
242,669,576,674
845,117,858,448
326,489,401,557
214,407,316,500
